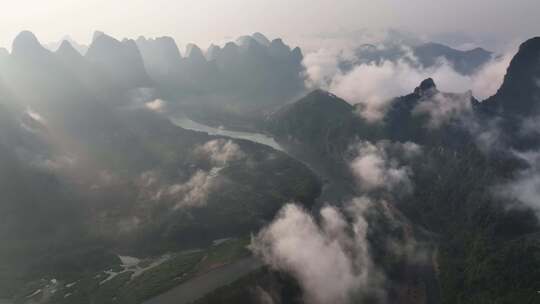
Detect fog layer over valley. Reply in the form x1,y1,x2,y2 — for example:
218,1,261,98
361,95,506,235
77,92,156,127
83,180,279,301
1,27,540,304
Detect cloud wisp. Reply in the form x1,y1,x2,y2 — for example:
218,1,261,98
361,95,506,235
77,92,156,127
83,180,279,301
137,139,245,210
251,200,385,304
496,151,540,215
251,138,425,303
195,139,246,166
350,141,421,194
412,91,474,129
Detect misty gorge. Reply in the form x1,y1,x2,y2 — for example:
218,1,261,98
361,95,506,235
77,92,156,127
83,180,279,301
1,1,540,303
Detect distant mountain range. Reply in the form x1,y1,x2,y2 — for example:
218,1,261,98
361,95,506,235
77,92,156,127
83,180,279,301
340,41,492,75
136,32,305,115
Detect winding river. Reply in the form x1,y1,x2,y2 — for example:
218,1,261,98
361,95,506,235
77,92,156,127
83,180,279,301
169,115,283,151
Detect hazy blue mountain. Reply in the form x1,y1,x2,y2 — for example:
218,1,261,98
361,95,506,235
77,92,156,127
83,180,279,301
4,31,92,115
136,33,306,126
414,42,492,74
136,36,182,75
342,41,492,75
86,32,152,89
44,35,88,54
205,43,222,61
252,32,271,46
11,31,52,59
55,40,109,91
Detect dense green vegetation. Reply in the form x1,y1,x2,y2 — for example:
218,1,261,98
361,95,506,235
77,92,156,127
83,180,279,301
402,146,540,304
263,38,540,302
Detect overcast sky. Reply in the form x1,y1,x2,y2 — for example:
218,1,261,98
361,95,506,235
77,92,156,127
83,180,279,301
1,0,539,50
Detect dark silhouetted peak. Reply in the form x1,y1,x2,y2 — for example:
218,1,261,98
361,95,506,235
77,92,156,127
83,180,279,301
305,89,337,99
291,47,303,62
420,78,436,90
414,78,438,96
270,38,289,51
56,40,82,59
12,31,48,56
185,43,206,62
268,90,358,144
272,89,354,120
293,89,353,113
482,37,540,115
252,32,271,46
499,37,540,93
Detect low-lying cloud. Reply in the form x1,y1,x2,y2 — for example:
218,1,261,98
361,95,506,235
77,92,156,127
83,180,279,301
413,91,474,129
251,199,385,304
138,139,245,210
497,151,540,215
195,139,245,166
138,168,219,210
303,45,516,122
470,50,515,100
350,140,421,193
145,98,167,113
252,135,427,303
168,169,216,209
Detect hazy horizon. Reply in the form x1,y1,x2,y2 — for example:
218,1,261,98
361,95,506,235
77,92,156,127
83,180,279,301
1,0,539,51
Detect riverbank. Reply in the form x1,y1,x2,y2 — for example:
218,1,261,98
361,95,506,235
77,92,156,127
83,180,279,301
143,257,262,304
